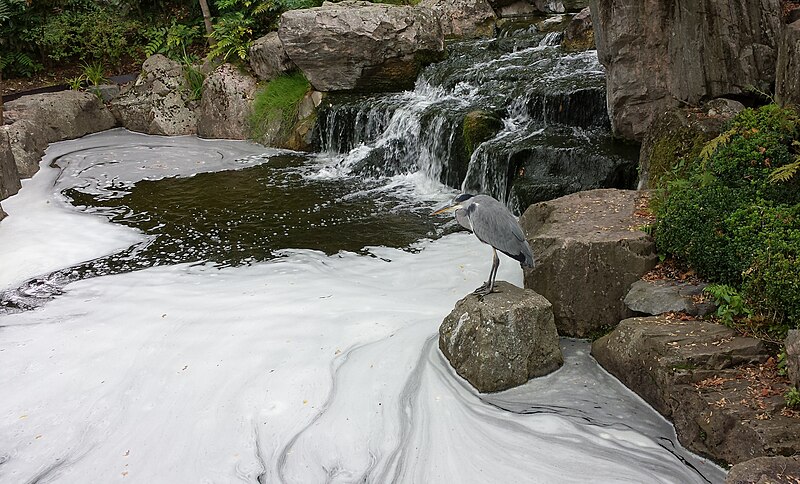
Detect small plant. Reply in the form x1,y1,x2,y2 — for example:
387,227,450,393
66,74,86,90
704,284,752,326
786,387,800,409
183,61,205,101
81,61,107,86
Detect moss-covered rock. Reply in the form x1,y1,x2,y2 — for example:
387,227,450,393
250,72,320,151
462,110,503,158
638,102,742,190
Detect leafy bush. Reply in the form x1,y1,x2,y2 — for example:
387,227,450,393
655,104,800,334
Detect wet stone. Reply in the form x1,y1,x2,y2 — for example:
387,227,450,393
439,281,563,393
624,279,716,317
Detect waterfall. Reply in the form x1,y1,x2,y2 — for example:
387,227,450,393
312,17,638,212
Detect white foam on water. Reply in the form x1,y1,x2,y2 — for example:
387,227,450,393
0,131,725,483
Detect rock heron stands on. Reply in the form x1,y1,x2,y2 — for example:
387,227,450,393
433,193,534,295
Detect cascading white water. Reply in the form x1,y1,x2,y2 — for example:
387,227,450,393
314,21,636,211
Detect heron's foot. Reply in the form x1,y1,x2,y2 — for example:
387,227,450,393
473,282,496,297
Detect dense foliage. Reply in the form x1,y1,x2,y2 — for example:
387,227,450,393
0,0,329,79
655,105,800,336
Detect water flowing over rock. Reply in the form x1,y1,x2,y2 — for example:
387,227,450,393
313,27,638,207
725,456,800,484
776,19,800,108
439,282,562,393
278,1,445,92
0,130,20,201
593,316,800,465
519,189,657,337
249,32,295,82
110,54,198,136
197,64,258,140
624,280,715,317
419,0,496,39
590,0,782,141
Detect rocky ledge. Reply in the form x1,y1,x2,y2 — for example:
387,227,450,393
593,316,800,465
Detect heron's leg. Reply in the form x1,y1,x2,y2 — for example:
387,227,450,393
474,249,500,296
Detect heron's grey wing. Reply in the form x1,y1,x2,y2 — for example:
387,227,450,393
468,196,534,266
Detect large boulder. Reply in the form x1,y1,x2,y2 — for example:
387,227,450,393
197,64,258,140
110,54,198,136
249,32,295,82
590,0,782,141
419,0,496,39
278,1,445,92
1,120,48,178
776,19,800,108
0,129,20,201
519,189,657,337
439,282,563,393
726,456,800,484
593,316,800,464
2,90,116,144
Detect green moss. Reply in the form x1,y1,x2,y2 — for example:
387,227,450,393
462,110,503,157
250,71,311,144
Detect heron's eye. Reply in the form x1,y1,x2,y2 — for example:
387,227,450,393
454,193,474,203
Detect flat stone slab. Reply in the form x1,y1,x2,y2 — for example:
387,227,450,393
624,279,716,316
593,316,800,465
725,455,800,484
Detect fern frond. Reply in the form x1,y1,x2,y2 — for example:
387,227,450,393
700,128,737,165
768,159,800,184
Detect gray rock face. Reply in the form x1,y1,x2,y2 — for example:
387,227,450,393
249,32,295,81
787,330,800,390
197,64,258,140
562,6,593,51
624,279,716,317
776,20,800,108
0,129,20,201
420,0,496,39
4,91,116,144
519,189,657,337
110,54,197,136
278,1,444,92
590,0,782,141
593,316,800,465
1,120,46,178
534,0,564,13
725,456,800,484
439,282,563,393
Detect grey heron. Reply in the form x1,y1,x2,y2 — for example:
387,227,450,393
433,193,534,296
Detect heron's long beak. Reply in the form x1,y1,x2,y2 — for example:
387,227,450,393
431,203,461,216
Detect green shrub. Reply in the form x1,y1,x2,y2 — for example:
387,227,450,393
655,182,744,283
655,104,800,333
250,71,310,142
